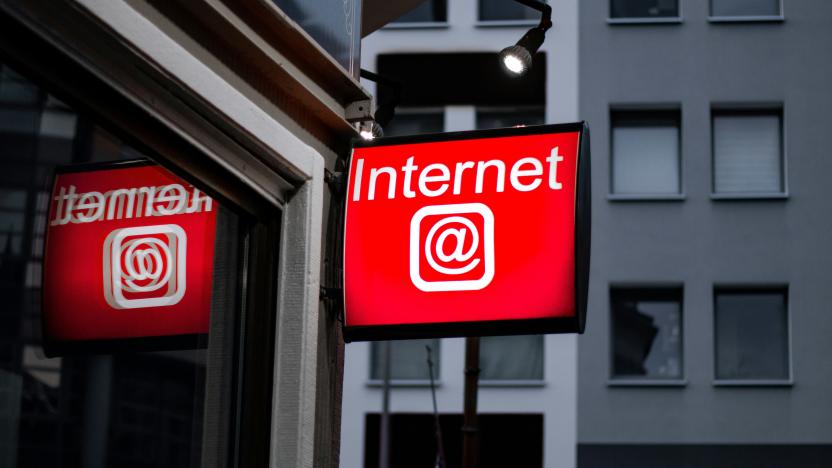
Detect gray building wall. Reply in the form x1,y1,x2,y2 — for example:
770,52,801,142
578,0,832,447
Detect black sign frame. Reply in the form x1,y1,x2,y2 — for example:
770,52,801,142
341,122,591,342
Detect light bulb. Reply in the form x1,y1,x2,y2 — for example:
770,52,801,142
499,45,532,76
503,54,525,74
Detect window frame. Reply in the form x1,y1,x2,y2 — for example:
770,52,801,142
712,285,793,386
608,107,685,202
608,285,687,387
710,105,788,200
708,0,785,23
607,0,683,25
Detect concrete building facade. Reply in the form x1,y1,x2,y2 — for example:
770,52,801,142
578,1,832,466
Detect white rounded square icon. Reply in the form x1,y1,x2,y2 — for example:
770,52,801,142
409,203,495,292
103,224,187,309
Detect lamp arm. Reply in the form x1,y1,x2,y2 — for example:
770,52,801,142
511,0,552,30
359,69,402,128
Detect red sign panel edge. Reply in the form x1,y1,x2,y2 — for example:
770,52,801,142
41,159,211,356
341,122,591,342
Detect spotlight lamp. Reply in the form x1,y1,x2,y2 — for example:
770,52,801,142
499,0,552,76
359,121,384,141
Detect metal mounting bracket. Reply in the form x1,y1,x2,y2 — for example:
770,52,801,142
325,168,346,196
345,99,374,123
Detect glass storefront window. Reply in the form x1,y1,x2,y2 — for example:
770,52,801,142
0,61,253,468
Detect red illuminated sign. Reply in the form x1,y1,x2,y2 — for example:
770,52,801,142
42,160,218,355
343,123,590,341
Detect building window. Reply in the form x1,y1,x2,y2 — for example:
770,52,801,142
476,106,545,130
715,288,789,381
392,0,447,23
370,339,440,381
611,110,681,196
611,288,683,380
383,109,444,137
480,335,544,381
610,0,679,19
710,0,782,18
712,109,784,195
479,0,543,22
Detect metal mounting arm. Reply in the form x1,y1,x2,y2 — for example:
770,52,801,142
513,0,552,31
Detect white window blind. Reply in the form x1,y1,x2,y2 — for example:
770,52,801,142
480,335,543,380
713,113,782,194
612,114,680,194
370,339,439,380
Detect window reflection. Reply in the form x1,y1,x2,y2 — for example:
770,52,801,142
611,288,683,380
0,61,240,468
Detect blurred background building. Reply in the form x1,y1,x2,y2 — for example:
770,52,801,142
579,1,832,467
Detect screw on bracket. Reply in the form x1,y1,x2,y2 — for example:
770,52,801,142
345,99,374,123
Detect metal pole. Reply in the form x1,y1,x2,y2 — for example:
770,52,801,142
379,341,392,468
461,337,480,468
426,345,446,468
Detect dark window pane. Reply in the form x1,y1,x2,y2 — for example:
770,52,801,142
0,66,39,104
612,288,683,379
480,335,543,380
370,339,439,380
476,107,544,130
711,0,781,17
611,0,679,18
394,0,447,23
384,111,444,137
479,0,541,21
0,109,38,136
272,0,361,76
715,289,789,380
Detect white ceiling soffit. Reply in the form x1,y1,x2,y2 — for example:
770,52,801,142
361,0,428,36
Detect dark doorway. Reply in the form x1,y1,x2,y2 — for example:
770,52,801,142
364,413,543,468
